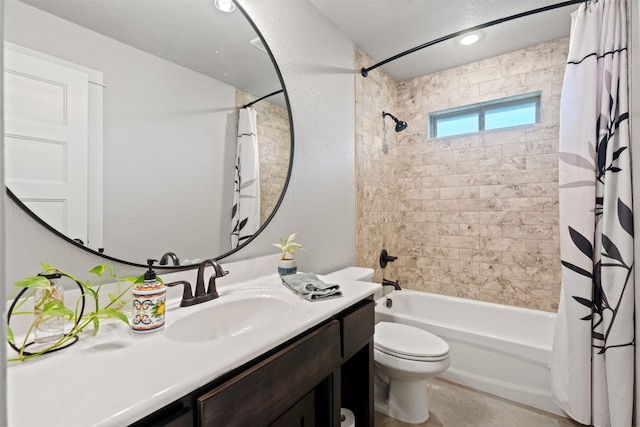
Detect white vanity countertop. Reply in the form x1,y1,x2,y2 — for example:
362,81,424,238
7,256,381,427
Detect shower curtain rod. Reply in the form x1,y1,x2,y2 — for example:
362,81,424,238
361,0,585,77
241,89,284,108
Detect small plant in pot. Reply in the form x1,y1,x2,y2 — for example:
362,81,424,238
273,233,303,276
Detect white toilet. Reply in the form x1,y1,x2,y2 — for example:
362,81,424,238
374,321,450,423
325,267,451,424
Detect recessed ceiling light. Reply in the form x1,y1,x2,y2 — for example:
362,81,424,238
459,33,481,46
214,0,235,12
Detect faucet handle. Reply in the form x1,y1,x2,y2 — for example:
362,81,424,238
166,280,196,307
212,262,228,278
206,263,228,299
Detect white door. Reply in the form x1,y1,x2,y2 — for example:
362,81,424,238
4,48,89,244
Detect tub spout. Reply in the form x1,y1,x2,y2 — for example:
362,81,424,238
382,278,401,290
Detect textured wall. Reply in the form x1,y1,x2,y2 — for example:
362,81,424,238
236,90,291,224
227,0,357,274
356,38,569,312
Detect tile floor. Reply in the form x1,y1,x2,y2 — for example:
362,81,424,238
374,378,586,427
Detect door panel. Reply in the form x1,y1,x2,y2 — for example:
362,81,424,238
4,48,89,242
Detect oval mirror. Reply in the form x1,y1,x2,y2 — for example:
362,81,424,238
3,0,292,268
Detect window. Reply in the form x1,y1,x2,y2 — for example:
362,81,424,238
429,93,541,138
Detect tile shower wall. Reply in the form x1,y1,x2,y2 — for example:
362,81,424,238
237,90,291,223
356,38,569,311
355,49,401,284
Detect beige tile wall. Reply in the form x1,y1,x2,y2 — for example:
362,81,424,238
236,90,291,224
355,38,569,312
355,48,401,284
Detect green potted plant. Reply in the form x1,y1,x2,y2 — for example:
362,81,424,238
273,232,303,276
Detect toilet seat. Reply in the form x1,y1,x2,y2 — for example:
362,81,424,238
375,322,449,362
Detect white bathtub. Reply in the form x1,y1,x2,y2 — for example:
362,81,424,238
375,290,564,417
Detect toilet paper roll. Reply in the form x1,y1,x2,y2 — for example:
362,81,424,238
340,408,355,427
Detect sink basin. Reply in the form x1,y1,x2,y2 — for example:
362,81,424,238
165,291,295,342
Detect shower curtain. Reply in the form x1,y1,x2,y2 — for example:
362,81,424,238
231,107,260,249
550,1,633,426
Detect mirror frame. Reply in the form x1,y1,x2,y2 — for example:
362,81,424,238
5,1,294,270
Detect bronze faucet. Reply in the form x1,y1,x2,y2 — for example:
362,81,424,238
382,278,401,291
159,251,180,266
194,259,227,302
166,259,228,307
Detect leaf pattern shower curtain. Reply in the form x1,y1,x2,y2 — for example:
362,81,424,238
550,1,633,426
231,107,260,249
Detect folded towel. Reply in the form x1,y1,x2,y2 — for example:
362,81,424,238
281,273,342,301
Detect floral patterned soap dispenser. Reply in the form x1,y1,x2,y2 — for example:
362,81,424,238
132,259,166,333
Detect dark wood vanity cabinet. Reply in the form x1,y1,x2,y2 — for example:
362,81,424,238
131,298,374,427
340,299,375,426
198,320,341,426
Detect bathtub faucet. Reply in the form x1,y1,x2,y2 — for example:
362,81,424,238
379,249,398,268
382,278,401,290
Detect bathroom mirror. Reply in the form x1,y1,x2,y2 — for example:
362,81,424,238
3,0,292,268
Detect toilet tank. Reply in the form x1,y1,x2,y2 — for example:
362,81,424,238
324,267,374,282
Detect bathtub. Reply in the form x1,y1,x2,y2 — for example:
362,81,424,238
375,290,564,417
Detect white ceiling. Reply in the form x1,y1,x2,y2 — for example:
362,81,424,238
309,0,579,81
16,0,581,96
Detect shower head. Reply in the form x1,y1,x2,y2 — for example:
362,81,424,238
382,111,408,132
395,119,408,132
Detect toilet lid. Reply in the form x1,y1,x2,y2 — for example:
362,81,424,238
374,322,449,358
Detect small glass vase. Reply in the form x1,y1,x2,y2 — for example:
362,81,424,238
34,272,65,343
278,259,297,276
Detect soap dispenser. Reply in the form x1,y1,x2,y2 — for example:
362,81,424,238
132,259,166,333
